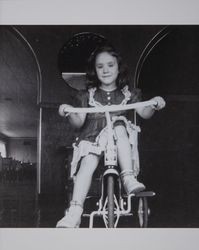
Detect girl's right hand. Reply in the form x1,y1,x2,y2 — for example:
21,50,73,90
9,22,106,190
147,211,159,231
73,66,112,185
151,96,166,111
58,104,73,117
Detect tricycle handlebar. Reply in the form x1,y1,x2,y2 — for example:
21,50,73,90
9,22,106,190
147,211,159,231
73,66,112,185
63,100,157,114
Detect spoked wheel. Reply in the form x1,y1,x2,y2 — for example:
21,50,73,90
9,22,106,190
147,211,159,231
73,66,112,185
138,197,149,228
107,175,115,228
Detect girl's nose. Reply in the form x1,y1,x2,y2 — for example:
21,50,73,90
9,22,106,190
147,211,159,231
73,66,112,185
103,66,109,73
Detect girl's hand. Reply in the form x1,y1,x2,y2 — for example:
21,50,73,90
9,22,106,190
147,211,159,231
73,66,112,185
151,96,166,111
58,104,73,117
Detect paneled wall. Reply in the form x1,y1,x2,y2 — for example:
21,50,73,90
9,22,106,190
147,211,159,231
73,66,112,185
39,105,76,195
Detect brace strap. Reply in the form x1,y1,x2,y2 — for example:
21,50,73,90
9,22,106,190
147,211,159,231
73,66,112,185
70,200,83,209
120,170,136,178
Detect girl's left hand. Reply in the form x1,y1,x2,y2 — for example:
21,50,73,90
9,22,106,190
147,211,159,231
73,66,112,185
151,96,166,110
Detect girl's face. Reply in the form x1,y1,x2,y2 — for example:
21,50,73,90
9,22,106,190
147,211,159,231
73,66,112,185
95,52,119,89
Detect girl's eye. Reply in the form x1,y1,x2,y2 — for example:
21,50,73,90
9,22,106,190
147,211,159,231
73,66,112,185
108,64,114,67
96,65,103,69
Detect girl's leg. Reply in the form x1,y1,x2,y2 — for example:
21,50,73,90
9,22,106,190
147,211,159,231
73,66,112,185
72,154,100,205
114,125,133,172
114,125,145,194
56,154,100,228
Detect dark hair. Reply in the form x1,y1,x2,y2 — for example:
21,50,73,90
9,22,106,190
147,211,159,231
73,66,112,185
86,45,130,89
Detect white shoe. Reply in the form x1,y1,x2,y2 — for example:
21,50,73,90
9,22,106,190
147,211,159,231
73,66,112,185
121,171,145,195
56,204,83,228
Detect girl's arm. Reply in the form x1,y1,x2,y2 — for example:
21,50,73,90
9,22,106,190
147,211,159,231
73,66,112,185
136,96,166,119
59,104,86,129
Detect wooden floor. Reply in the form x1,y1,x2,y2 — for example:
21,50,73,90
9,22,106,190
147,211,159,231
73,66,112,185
0,179,143,228
0,176,198,228
0,179,150,228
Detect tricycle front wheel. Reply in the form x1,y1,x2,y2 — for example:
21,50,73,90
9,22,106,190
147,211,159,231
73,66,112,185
107,175,115,228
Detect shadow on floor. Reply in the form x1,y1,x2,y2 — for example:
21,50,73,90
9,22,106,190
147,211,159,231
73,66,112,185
0,179,199,228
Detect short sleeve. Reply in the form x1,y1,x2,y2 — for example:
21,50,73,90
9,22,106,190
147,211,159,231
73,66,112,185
130,88,142,103
74,90,88,107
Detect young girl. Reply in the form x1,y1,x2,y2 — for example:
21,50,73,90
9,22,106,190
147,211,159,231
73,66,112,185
56,45,165,228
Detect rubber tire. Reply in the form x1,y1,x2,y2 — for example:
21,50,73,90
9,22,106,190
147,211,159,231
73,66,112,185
107,175,115,228
138,197,148,228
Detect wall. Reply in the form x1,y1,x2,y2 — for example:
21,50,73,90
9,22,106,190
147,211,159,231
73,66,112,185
39,106,76,195
17,25,163,103
138,26,199,227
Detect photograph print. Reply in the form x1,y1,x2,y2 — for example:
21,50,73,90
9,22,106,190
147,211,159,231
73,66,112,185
0,25,199,228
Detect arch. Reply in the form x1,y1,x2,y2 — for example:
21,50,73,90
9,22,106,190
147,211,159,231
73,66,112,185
11,26,42,103
0,26,42,193
58,32,107,90
134,26,172,88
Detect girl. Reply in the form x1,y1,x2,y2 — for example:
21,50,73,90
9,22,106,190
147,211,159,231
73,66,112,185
56,45,165,228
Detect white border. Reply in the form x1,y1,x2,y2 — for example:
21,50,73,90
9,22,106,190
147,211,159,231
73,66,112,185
0,0,199,25
1,0,199,249
1,229,199,250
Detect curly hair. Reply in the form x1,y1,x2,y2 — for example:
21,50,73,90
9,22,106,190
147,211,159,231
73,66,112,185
86,45,130,89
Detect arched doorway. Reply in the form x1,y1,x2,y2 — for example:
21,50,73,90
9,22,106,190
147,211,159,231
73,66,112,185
0,26,41,190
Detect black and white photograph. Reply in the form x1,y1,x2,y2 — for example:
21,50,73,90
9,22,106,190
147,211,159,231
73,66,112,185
1,24,199,229
1,0,199,249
